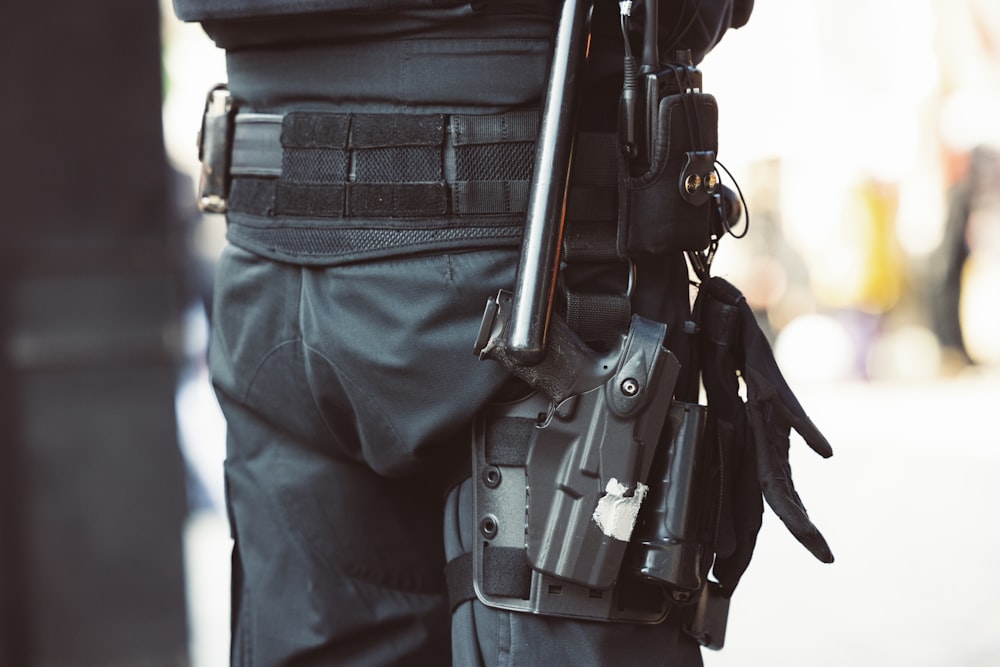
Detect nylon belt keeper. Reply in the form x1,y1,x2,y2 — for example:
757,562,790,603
564,290,631,348
562,220,620,263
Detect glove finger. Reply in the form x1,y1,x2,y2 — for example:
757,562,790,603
749,401,835,563
717,282,832,460
788,413,833,460
759,467,835,563
740,321,835,456
747,370,833,459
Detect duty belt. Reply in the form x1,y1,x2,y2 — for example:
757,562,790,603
199,91,559,265
227,110,540,219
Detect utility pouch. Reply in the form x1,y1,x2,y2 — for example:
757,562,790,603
684,581,730,650
618,91,719,256
197,85,234,213
631,401,711,594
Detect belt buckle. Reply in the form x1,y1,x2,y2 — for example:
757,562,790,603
197,84,233,214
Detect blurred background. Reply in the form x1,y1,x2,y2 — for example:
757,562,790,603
2,0,998,665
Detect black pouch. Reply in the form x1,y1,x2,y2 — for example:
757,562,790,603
618,92,719,256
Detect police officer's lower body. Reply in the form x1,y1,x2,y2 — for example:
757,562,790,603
211,245,702,666
206,10,703,666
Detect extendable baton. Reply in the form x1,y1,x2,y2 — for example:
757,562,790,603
504,0,593,366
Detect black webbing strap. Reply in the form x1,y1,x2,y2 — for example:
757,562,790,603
445,547,534,613
560,131,631,343
564,290,631,347
565,131,618,224
445,552,474,612
452,180,531,216
485,415,534,466
562,220,620,263
482,547,533,600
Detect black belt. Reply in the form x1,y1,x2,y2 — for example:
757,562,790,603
213,105,618,267
228,109,540,220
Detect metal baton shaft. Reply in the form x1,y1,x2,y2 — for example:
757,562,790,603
505,0,593,365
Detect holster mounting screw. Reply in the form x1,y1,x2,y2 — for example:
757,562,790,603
482,466,502,489
621,378,640,396
480,515,499,540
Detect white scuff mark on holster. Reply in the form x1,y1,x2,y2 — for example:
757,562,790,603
592,478,648,541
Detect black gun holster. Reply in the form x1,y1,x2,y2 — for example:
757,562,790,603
473,296,681,622
472,292,725,632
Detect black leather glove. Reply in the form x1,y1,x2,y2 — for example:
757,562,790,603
706,276,834,564
695,283,762,595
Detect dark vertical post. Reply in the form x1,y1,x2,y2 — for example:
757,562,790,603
0,1,191,665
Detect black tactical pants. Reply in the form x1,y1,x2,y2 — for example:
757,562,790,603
210,244,703,666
